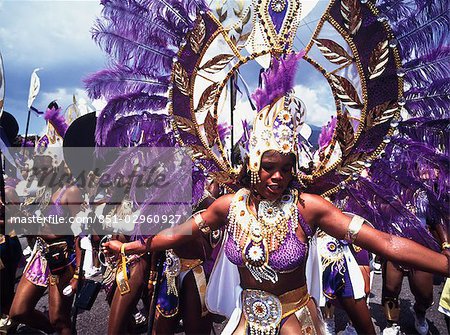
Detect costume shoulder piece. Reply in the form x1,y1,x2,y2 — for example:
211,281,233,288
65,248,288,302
87,0,448,248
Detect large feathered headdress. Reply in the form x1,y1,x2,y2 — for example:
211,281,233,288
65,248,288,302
87,0,449,249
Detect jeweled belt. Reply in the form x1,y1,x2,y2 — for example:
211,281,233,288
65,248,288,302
242,285,310,335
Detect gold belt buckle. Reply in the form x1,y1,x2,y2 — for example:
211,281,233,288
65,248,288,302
242,290,282,335
116,268,131,295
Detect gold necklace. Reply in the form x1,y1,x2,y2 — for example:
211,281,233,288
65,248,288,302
227,188,299,283
228,188,299,254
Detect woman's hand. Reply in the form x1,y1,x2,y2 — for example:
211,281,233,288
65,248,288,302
102,240,123,256
69,277,79,294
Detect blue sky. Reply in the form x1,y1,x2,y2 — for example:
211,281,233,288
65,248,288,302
1,0,104,134
1,0,334,136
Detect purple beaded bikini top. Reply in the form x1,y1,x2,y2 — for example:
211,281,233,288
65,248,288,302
44,186,68,217
224,189,313,273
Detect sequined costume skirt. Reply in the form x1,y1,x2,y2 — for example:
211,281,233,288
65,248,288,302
157,257,209,318
222,285,325,335
24,237,75,287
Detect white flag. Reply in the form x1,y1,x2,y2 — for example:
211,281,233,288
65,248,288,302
27,68,41,109
0,52,5,117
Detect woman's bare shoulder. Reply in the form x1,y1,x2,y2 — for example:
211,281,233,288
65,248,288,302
297,192,326,209
63,185,83,202
211,193,235,212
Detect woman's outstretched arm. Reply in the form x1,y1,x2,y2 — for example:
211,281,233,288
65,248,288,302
300,193,449,277
103,194,232,255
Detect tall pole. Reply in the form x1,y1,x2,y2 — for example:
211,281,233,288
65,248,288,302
23,109,31,148
230,73,237,165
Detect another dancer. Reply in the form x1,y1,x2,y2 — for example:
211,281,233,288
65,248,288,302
152,179,222,335
9,105,82,335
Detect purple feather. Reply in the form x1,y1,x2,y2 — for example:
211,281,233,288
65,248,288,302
398,117,450,155
92,19,175,73
405,80,450,118
217,122,232,143
44,107,68,137
84,66,170,100
100,0,184,46
96,92,168,146
318,116,337,150
337,177,440,251
251,51,305,111
393,2,448,61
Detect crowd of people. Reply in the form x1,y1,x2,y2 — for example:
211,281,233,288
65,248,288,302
0,77,448,335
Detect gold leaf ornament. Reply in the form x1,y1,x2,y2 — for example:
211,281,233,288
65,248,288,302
196,82,219,114
190,16,206,54
216,1,228,23
173,62,190,96
336,111,355,156
330,74,363,109
209,171,234,184
174,115,197,135
200,54,235,74
365,100,398,128
204,112,218,147
189,144,213,160
368,40,389,79
341,0,362,36
314,39,353,65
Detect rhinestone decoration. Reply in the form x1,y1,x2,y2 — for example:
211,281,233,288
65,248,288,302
242,289,282,335
270,0,287,13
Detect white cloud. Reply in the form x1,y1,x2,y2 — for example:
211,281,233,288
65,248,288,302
40,87,94,112
293,84,335,126
1,1,102,66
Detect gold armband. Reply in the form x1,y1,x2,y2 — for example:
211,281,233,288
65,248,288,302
344,215,364,243
194,213,211,235
442,242,450,251
73,266,81,280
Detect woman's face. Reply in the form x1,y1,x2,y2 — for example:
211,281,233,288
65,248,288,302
254,151,294,201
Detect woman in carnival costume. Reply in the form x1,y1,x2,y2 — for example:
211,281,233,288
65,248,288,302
86,0,449,333
9,102,83,335
96,189,152,335
307,119,374,335
151,178,223,335
91,114,202,334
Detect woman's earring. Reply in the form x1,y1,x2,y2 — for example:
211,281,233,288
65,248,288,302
250,170,261,187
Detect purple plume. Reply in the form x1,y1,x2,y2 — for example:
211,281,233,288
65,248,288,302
44,107,68,137
251,51,305,111
96,92,168,146
84,65,170,100
318,116,337,150
217,122,232,143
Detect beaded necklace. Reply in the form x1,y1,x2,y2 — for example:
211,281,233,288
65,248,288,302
227,188,299,283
